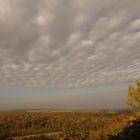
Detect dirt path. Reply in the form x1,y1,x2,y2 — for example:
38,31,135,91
13,132,62,140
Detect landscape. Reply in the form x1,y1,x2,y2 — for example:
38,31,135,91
0,81,140,140
0,0,140,140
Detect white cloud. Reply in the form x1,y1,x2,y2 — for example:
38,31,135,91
0,0,140,88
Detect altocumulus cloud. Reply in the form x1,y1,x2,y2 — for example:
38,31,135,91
0,0,140,88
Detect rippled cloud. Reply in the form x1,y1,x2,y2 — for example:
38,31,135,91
0,0,140,88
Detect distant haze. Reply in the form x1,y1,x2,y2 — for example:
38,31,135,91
0,83,129,110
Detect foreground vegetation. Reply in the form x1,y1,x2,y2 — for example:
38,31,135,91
109,117,140,140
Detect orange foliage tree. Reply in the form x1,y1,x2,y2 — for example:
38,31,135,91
128,80,140,110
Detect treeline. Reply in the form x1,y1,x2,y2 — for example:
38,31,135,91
0,111,130,140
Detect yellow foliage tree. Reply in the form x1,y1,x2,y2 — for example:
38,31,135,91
128,80,140,110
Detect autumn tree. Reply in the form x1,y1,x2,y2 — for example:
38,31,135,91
128,80,140,110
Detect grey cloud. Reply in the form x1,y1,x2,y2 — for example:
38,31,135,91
0,0,140,88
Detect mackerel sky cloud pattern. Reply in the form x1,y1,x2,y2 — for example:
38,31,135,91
0,0,140,88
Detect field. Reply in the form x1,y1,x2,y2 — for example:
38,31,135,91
0,109,133,140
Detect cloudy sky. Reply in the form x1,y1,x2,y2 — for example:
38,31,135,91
0,0,140,110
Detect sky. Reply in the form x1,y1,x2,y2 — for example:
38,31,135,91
0,0,140,110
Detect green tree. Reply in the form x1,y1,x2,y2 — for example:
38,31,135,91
128,80,140,110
